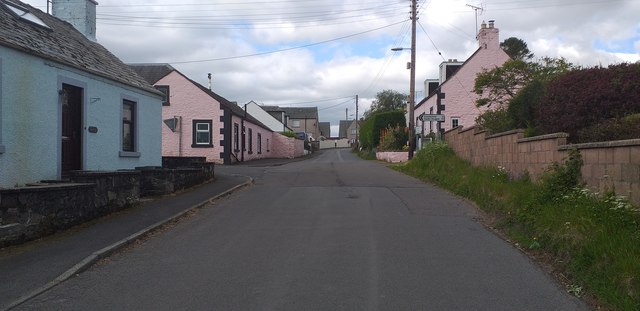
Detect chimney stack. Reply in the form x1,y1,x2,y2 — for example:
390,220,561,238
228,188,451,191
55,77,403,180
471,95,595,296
52,0,98,42
477,19,499,50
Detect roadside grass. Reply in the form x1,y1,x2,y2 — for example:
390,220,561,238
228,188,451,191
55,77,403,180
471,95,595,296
354,148,377,160
393,142,640,311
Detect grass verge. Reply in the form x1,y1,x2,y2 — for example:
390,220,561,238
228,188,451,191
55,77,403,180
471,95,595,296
392,142,640,311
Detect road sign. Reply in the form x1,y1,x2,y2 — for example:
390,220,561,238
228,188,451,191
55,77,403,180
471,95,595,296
419,113,444,122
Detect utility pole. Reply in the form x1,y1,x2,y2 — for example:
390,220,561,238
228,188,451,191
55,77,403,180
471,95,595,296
355,95,359,145
408,0,417,160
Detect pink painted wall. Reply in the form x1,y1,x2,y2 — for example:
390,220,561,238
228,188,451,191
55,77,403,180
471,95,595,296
229,115,273,163
157,71,225,164
415,25,510,132
271,133,304,159
376,151,409,163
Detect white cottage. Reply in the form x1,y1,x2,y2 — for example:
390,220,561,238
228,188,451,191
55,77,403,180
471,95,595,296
0,0,163,187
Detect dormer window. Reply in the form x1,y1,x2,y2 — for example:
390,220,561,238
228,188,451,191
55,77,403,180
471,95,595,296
2,1,50,29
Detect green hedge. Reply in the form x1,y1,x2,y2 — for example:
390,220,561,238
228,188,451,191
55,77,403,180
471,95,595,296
359,111,406,149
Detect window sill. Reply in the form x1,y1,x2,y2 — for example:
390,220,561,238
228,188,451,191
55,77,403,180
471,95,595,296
0,145,5,154
191,144,213,148
119,151,141,158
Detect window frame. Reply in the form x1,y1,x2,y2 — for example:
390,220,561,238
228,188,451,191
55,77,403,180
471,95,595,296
292,120,301,128
233,123,239,152
192,119,213,148
257,133,262,154
248,128,253,154
120,98,140,157
451,117,460,128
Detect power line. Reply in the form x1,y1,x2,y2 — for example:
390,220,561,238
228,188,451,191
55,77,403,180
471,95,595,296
167,20,407,64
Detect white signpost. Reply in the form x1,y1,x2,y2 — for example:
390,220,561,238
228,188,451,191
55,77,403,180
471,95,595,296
419,113,445,122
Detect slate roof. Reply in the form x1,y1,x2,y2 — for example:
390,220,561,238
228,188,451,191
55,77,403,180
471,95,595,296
319,122,331,138
338,120,355,138
129,64,272,132
262,106,318,119
129,63,174,85
0,0,159,95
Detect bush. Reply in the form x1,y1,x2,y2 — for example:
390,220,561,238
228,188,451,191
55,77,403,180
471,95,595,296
576,113,640,143
475,107,514,134
539,148,584,200
537,63,640,141
359,111,406,149
378,125,408,151
280,131,296,138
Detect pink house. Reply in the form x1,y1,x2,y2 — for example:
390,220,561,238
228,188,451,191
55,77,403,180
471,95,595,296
414,20,510,135
130,64,277,164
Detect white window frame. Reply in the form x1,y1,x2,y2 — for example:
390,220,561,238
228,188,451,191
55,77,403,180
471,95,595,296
292,120,301,128
451,117,460,128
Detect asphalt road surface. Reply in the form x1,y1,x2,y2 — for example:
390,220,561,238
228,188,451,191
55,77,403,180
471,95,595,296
17,149,588,310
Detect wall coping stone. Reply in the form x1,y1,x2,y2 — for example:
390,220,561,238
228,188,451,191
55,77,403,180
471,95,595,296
0,183,95,194
558,138,640,151
517,132,569,143
68,170,141,177
486,129,525,139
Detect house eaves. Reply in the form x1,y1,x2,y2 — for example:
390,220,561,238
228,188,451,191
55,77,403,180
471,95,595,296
0,0,159,96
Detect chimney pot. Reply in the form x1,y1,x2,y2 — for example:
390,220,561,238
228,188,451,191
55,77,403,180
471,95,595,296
488,20,495,28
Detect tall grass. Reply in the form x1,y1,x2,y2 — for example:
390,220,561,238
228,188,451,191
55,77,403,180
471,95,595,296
394,142,640,310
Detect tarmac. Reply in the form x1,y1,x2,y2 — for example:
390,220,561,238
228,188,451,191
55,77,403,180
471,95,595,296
0,154,318,311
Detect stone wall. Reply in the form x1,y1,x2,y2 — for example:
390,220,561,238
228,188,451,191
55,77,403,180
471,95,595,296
0,161,215,248
443,126,640,205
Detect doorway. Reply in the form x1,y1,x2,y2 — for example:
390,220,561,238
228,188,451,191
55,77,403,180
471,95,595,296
61,83,83,173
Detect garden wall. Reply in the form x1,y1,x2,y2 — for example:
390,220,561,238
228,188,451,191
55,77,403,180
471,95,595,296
376,151,409,163
0,161,215,248
271,133,305,159
443,126,640,205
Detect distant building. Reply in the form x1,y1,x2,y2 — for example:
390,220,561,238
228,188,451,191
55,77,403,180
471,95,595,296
261,106,321,141
338,120,359,143
414,20,511,134
318,122,331,139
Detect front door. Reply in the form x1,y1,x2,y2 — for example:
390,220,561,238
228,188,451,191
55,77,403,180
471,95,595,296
61,84,82,174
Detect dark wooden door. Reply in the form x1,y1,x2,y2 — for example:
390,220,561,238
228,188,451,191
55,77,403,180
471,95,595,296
61,84,82,173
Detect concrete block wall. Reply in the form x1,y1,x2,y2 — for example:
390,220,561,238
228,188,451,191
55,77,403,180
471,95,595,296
444,126,640,205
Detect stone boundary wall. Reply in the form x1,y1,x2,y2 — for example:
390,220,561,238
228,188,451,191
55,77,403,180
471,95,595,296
376,151,409,163
271,133,305,159
0,162,215,248
443,126,640,205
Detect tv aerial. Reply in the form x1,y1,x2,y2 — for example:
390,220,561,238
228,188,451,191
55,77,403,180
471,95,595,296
466,3,484,38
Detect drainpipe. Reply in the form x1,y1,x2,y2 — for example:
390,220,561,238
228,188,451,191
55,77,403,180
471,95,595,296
178,116,182,156
241,104,246,162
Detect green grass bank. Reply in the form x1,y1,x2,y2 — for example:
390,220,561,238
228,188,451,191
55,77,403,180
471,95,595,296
390,142,640,311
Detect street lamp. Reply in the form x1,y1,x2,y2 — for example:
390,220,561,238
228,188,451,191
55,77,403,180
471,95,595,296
391,0,417,160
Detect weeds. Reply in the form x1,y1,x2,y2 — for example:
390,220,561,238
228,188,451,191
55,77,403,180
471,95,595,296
393,142,640,310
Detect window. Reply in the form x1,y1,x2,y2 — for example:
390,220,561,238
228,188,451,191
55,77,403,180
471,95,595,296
292,120,300,128
3,1,50,29
155,85,170,106
233,123,239,152
257,133,262,154
122,100,135,152
451,117,460,128
266,138,270,152
351,129,356,135
248,128,253,154
192,120,212,147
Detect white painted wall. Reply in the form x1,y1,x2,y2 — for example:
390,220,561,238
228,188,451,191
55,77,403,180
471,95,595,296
0,46,162,187
245,101,287,132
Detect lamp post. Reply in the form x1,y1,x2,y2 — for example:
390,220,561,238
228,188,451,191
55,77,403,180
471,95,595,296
391,0,417,159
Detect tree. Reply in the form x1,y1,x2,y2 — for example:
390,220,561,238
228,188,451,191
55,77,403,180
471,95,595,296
364,89,407,118
500,37,534,61
474,57,573,109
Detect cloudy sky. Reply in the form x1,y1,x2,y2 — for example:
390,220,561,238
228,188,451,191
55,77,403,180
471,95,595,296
24,0,640,136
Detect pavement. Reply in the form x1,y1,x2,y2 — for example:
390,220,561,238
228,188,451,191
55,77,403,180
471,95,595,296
0,169,258,311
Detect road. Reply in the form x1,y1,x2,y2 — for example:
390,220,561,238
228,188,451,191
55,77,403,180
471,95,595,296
16,149,588,310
